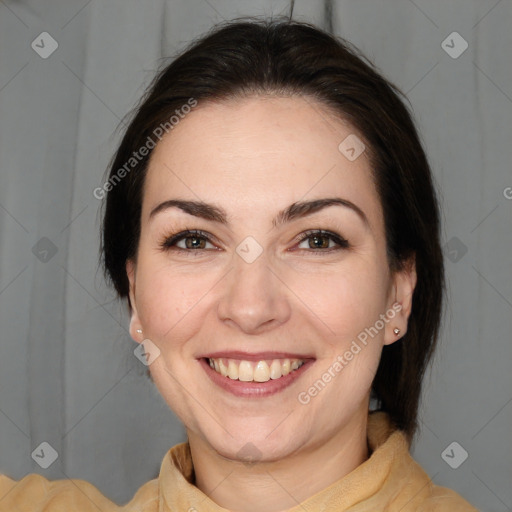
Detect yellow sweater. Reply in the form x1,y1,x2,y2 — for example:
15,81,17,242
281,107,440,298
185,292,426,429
0,412,477,511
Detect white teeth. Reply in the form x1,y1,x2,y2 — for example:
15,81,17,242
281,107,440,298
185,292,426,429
269,360,282,380
238,361,253,382
253,361,270,382
208,357,305,382
219,359,229,377
228,359,239,379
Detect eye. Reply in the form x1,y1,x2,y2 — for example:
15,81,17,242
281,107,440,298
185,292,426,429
160,230,217,251
294,230,349,252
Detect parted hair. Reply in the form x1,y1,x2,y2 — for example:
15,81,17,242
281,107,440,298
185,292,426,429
101,17,445,441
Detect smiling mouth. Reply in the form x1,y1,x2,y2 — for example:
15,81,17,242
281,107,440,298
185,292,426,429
206,357,305,382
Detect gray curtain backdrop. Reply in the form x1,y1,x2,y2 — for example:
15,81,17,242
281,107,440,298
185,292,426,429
0,0,510,510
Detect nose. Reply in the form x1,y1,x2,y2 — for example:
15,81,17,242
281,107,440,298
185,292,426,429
216,249,291,334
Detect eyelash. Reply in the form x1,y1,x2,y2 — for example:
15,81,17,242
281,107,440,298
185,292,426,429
159,229,350,255
295,230,350,252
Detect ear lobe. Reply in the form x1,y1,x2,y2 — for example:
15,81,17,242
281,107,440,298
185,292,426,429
384,255,417,346
126,259,142,342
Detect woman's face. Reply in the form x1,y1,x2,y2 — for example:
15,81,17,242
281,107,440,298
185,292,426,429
127,95,415,462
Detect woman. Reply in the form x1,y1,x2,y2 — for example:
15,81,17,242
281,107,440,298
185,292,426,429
0,18,477,511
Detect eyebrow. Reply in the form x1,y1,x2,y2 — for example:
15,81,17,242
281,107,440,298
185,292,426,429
149,197,369,229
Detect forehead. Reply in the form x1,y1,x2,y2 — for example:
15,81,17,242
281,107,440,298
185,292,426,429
143,95,382,229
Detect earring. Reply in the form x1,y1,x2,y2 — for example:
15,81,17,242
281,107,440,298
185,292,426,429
136,329,142,334
393,328,401,335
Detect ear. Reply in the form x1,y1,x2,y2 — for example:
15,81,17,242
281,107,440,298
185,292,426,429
126,259,143,344
384,255,417,346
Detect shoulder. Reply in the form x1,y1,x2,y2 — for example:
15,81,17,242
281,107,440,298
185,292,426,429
394,453,479,511
365,413,478,511
394,454,479,511
415,483,480,511
0,473,159,511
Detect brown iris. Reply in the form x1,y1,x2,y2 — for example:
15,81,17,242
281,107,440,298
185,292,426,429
308,234,330,249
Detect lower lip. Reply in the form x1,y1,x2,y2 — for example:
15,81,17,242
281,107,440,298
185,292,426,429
199,358,314,398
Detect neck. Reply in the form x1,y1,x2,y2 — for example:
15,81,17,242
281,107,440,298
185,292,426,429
187,410,370,512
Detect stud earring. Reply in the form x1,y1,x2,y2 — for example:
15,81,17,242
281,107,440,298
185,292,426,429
136,329,142,334
393,327,401,335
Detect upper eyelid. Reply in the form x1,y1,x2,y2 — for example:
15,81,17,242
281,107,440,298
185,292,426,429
297,229,347,240
295,230,349,248
161,229,216,247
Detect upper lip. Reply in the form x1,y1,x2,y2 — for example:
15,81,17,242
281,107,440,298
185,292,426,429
199,351,315,361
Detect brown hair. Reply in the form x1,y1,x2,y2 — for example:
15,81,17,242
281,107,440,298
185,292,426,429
100,18,445,441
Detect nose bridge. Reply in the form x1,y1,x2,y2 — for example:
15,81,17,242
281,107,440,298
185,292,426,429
216,243,290,332
229,247,273,306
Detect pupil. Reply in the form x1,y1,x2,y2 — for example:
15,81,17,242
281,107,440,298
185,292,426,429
186,236,203,249
310,236,328,249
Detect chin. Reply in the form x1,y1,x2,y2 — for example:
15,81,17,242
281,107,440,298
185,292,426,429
201,417,304,464
215,437,297,465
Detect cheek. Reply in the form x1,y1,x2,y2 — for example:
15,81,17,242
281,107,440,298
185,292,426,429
135,259,215,340
295,262,389,340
